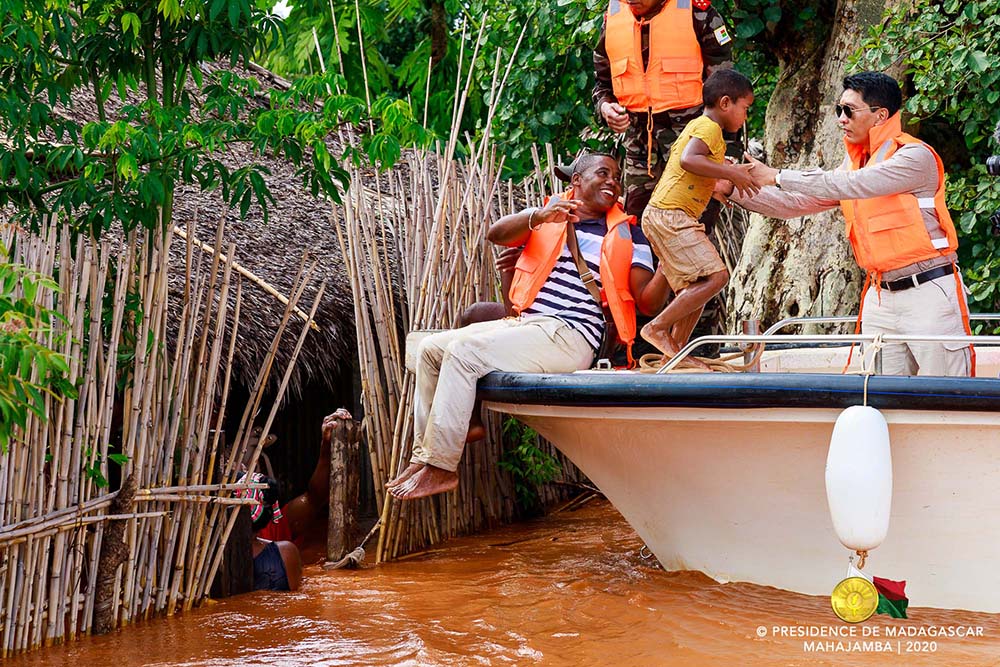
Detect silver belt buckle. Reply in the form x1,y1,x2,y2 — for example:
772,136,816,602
911,273,921,288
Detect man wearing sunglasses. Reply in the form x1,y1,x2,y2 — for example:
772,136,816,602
723,71,972,377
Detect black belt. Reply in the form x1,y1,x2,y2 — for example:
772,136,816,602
878,264,954,292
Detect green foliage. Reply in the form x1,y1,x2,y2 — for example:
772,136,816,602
0,0,428,237
854,0,1000,314
498,417,561,513
721,0,822,42
0,243,78,452
470,0,604,176
948,166,1000,327
83,446,130,488
268,0,779,179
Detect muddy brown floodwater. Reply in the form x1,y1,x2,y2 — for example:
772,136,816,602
11,500,1000,666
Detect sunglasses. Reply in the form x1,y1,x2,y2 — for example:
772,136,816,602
835,104,883,119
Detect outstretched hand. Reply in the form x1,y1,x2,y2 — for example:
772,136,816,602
744,152,779,189
726,162,760,198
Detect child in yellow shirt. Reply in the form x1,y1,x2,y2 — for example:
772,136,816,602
640,69,758,365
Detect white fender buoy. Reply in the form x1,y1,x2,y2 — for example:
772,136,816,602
825,405,893,552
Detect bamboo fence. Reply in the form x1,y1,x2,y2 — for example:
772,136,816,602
0,218,317,654
333,21,589,562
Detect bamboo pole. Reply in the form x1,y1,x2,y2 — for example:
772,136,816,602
0,207,320,651
171,225,319,331
330,18,572,563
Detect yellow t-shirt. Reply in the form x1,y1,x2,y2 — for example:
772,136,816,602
648,115,727,219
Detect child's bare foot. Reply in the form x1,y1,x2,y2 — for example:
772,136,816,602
641,321,680,358
641,322,713,371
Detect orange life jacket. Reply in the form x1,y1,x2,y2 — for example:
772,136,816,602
604,0,704,113
838,113,974,376
839,113,958,274
508,190,639,363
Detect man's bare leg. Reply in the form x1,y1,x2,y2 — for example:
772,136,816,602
390,464,459,500
466,399,486,443
386,462,425,489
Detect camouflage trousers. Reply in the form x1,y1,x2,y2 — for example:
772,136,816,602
620,107,745,358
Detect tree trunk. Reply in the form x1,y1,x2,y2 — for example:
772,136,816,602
730,0,902,329
92,475,137,635
429,0,447,66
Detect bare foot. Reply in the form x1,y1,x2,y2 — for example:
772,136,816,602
640,321,680,357
386,462,424,489
641,322,713,371
389,465,459,500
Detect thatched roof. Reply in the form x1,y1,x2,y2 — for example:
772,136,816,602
170,130,357,400
6,61,367,398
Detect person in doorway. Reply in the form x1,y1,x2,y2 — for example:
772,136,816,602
387,153,670,500
726,71,972,376
639,69,757,363
248,476,302,591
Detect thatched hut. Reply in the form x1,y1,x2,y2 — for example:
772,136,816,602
4,61,370,512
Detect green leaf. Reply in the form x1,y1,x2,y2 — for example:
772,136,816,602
108,453,130,466
967,51,990,73
121,12,141,38
735,17,765,39
117,152,139,181
228,0,242,27
540,110,560,125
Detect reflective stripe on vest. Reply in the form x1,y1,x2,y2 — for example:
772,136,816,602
604,0,704,113
839,114,958,273
508,190,639,346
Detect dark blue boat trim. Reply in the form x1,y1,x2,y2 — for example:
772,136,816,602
478,372,1000,412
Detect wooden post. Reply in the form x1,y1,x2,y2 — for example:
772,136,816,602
742,319,762,373
326,413,361,562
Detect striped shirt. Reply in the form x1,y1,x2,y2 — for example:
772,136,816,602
523,218,654,349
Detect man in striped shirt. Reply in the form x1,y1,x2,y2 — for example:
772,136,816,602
390,154,670,500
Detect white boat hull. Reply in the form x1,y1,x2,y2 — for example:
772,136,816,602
487,401,1000,612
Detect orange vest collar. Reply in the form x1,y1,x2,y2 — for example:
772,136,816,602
845,112,903,166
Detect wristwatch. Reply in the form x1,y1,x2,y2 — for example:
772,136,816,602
774,169,783,189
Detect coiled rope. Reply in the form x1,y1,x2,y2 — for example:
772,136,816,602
636,342,767,374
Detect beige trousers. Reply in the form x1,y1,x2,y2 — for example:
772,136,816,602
862,274,971,376
411,316,594,471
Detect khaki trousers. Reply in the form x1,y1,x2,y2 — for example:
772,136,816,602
862,274,971,376
411,316,594,471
